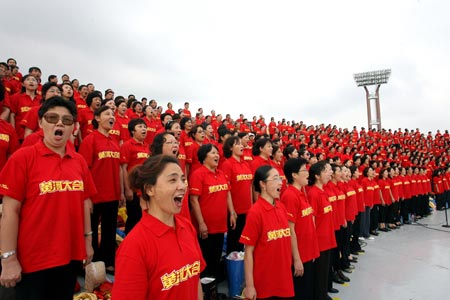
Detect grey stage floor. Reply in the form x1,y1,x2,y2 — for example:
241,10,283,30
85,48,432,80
327,210,450,300
219,209,450,300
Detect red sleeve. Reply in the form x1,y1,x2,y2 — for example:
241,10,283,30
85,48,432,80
120,141,132,165
219,159,232,181
78,135,95,168
0,147,29,201
188,168,203,196
80,155,98,199
239,208,261,246
281,189,299,223
20,108,39,131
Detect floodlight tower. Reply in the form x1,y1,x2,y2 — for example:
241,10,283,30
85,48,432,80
353,69,391,131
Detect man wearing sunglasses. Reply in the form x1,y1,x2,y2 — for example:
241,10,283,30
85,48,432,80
0,96,97,300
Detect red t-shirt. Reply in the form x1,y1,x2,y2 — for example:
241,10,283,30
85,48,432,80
120,138,150,172
143,117,158,146
189,165,229,234
5,92,42,139
20,105,40,132
349,179,365,213
0,119,20,170
306,185,336,251
112,212,206,300
79,130,121,203
219,156,253,214
242,147,253,166
361,177,374,207
402,176,411,199
343,182,358,221
378,178,392,205
239,197,294,298
115,113,131,142
187,142,202,175
78,108,94,140
281,185,320,263
0,141,97,273
250,155,272,175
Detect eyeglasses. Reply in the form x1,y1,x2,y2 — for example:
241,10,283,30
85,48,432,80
43,113,75,125
164,141,179,145
265,176,282,182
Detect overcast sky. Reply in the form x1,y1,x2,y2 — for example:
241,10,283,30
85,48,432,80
1,0,449,133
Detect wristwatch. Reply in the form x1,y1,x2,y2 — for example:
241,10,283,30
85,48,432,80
0,250,16,259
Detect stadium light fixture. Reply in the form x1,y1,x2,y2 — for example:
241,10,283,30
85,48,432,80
353,69,391,131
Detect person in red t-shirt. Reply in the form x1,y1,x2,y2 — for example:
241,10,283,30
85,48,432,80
307,161,335,300
282,157,320,300
1,75,41,140
112,155,205,300
0,119,19,171
151,132,191,221
120,118,150,234
0,97,96,299
78,91,102,141
165,121,188,175
189,144,236,280
187,124,206,175
79,106,121,275
164,102,175,115
182,102,191,118
240,165,294,299
21,82,61,139
220,136,253,254
114,97,131,142
74,84,89,110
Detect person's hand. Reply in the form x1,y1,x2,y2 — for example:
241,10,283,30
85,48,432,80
125,189,133,201
199,222,208,239
84,236,94,266
293,259,304,277
0,257,22,288
229,213,237,230
243,286,256,299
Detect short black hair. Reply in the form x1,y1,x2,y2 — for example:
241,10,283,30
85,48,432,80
38,96,77,119
284,158,308,184
128,118,146,136
86,91,103,107
198,143,218,164
223,136,240,159
92,106,113,129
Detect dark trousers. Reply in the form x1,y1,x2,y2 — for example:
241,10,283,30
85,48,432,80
91,200,119,267
313,249,331,300
379,205,388,224
360,206,371,238
342,222,352,267
400,198,410,223
370,205,379,232
15,261,80,300
293,260,314,300
199,233,224,279
331,231,341,271
350,213,362,252
226,213,247,255
125,193,142,234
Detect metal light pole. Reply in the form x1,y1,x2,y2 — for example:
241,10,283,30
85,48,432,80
353,69,391,131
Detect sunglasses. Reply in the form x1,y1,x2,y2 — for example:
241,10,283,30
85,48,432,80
43,113,75,125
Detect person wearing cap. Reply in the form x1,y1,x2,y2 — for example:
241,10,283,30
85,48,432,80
0,97,96,299
79,105,122,275
78,90,102,141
